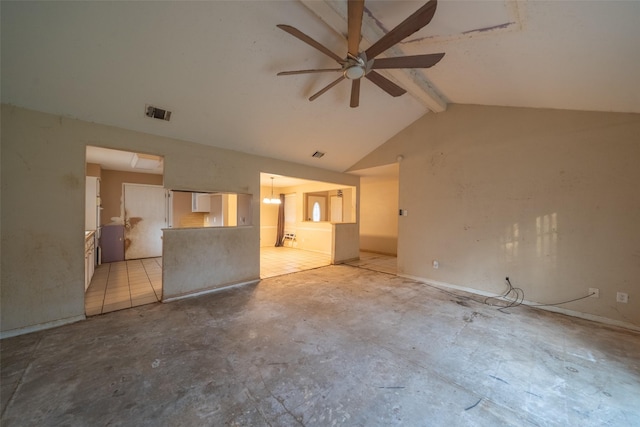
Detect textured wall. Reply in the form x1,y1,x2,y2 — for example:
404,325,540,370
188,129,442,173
352,104,640,328
162,227,258,299
1,105,358,336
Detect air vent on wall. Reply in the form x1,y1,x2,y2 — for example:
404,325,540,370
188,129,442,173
312,151,325,158
145,104,171,121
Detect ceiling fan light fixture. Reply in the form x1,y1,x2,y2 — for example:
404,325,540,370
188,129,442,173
344,65,365,80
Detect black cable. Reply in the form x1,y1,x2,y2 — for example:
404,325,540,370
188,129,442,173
525,293,595,307
485,277,595,311
484,277,525,311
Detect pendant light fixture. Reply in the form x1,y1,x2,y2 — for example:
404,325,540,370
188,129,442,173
263,177,281,204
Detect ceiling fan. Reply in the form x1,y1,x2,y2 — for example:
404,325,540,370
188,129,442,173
277,0,445,108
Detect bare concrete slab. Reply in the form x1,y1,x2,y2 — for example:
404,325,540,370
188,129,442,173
2,265,639,426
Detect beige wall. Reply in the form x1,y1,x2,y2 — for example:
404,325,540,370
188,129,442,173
332,223,360,263
163,227,256,299
259,185,279,247
1,105,358,336
359,172,399,255
351,104,640,328
101,169,163,225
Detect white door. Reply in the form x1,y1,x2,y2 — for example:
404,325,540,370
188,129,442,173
123,184,167,259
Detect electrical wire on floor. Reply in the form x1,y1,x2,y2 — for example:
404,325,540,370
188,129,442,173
484,277,524,313
484,277,596,313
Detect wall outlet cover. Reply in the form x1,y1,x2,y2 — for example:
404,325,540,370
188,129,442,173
588,288,599,298
616,292,628,303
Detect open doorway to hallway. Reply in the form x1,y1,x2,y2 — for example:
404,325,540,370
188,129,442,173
85,146,165,315
350,163,399,272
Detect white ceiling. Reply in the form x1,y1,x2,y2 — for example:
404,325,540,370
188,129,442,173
3,1,639,173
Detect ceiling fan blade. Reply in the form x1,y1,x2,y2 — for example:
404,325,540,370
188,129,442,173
277,68,343,76
309,75,346,101
365,0,438,59
348,0,365,56
350,79,361,108
365,71,407,97
277,24,345,64
372,53,445,70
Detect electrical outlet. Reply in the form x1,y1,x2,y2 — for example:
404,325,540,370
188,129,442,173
588,288,599,298
616,292,628,303
432,260,439,269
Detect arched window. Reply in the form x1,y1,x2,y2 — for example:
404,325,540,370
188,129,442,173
312,202,321,222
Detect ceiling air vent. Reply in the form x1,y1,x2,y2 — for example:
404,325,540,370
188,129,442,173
311,151,325,158
145,104,171,121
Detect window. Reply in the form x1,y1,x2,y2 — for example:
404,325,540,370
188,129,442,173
312,202,321,222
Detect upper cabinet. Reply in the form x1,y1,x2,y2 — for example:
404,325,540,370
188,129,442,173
192,193,211,212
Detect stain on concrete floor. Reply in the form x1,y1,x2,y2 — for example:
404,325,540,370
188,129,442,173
1,265,639,426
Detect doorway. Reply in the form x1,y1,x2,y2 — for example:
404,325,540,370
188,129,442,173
85,146,165,315
350,163,399,272
259,173,358,278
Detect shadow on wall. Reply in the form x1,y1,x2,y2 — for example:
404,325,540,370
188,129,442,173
360,235,398,256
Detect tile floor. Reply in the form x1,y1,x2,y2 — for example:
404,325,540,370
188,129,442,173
84,258,162,316
345,251,397,275
85,250,397,315
260,246,331,279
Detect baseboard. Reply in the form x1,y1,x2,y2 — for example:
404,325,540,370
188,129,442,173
162,279,260,303
0,315,86,339
333,257,360,265
360,250,398,257
400,274,640,333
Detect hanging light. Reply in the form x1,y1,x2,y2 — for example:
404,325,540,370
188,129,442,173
263,177,281,204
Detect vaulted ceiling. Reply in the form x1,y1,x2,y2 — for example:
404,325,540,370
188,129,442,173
2,1,639,172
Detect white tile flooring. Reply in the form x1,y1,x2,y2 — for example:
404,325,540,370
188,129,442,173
260,246,331,279
85,250,397,316
345,251,398,275
84,258,162,316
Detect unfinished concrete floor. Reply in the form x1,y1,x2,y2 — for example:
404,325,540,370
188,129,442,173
2,265,639,426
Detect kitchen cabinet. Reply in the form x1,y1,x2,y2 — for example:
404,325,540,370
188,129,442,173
85,176,100,230
101,224,125,263
192,193,211,212
85,231,95,290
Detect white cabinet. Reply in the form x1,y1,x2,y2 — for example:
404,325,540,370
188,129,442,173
85,176,100,230
192,193,211,212
85,232,95,291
